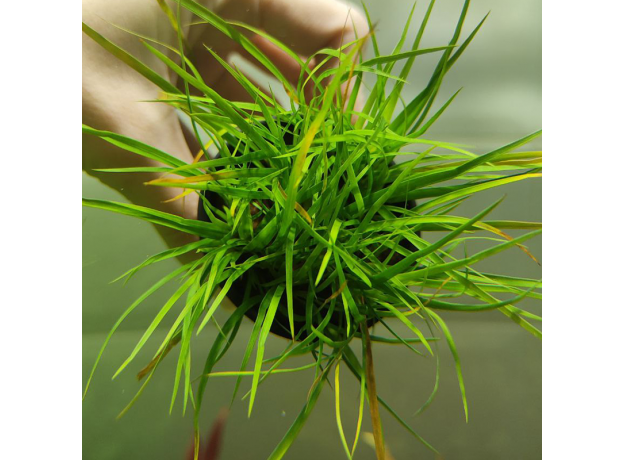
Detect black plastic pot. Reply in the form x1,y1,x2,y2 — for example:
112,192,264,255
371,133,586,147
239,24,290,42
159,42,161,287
197,127,417,340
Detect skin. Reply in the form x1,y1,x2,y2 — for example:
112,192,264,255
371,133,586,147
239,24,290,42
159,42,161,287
82,0,368,250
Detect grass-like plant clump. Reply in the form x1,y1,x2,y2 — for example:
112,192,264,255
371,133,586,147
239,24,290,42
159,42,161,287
82,0,541,458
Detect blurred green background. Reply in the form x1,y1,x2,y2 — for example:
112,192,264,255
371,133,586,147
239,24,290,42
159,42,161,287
82,0,541,458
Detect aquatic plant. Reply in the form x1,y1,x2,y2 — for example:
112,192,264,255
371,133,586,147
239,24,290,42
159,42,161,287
83,1,541,458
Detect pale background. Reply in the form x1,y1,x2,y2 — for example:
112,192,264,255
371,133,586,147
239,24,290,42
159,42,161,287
83,0,541,458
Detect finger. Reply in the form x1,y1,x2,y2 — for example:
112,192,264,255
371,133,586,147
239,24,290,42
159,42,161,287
254,0,368,58
254,0,369,107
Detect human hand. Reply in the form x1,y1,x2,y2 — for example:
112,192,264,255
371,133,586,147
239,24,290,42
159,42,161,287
83,0,368,251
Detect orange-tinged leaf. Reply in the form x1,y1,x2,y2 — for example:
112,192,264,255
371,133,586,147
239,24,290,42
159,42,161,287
477,222,541,266
321,281,348,307
193,149,206,163
162,188,195,203
278,183,313,224
137,334,181,381
423,276,453,307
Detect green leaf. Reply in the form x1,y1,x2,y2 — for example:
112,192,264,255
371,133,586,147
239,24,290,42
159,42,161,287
83,125,191,170
112,276,194,379
285,228,296,340
372,197,504,284
82,23,179,94
83,263,191,398
397,229,542,282
249,286,285,416
378,302,433,355
82,198,229,239
428,310,468,422
267,357,334,460
334,360,353,460
361,45,455,67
